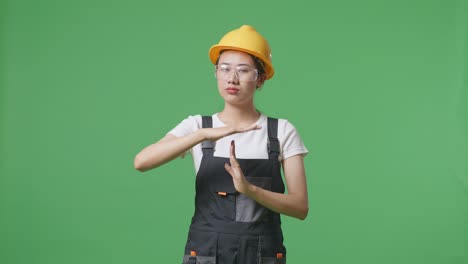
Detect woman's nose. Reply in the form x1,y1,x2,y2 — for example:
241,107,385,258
227,72,240,84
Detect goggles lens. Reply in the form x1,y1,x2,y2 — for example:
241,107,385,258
215,64,258,82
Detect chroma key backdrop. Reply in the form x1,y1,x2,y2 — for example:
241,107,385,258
1,0,467,263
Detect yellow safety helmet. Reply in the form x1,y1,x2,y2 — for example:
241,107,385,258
209,25,274,80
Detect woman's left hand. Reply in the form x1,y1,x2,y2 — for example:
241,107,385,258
224,140,252,195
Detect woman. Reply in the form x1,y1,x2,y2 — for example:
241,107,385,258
134,25,309,264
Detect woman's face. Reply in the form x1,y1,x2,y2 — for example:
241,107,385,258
216,50,265,106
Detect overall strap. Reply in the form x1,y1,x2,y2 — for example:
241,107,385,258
267,117,280,160
201,116,214,156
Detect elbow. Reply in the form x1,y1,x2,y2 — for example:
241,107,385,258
297,206,309,221
134,155,149,172
134,153,162,172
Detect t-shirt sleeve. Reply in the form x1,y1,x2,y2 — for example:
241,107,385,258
166,115,201,157
279,120,309,160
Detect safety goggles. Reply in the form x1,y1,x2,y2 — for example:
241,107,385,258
215,64,258,82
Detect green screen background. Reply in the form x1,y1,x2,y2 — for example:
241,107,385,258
1,0,467,263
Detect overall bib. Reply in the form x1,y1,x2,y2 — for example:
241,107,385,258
182,116,287,264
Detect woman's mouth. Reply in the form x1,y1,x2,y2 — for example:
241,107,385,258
226,87,240,94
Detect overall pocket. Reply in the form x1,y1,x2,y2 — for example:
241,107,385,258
182,255,216,264
183,230,217,264
236,176,272,222
260,256,286,264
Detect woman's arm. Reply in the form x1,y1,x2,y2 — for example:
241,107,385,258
134,124,261,172
134,132,204,172
225,141,309,220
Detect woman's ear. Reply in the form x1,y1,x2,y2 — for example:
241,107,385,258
256,74,266,89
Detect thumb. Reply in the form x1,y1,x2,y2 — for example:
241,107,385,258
224,163,233,175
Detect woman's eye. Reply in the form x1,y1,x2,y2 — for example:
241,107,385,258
237,68,250,73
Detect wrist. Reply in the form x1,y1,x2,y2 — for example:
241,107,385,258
195,128,208,141
244,182,257,198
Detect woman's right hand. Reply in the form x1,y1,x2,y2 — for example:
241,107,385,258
134,122,261,172
200,123,261,141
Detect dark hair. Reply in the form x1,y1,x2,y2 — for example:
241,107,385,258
251,55,266,76
216,50,266,76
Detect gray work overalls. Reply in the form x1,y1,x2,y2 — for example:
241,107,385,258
182,116,287,264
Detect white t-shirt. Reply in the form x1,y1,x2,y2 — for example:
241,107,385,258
168,113,309,174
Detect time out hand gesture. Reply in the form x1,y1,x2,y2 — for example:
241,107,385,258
201,123,261,142
224,140,252,195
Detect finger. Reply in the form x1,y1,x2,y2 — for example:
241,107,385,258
229,141,241,170
224,163,233,175
230,140,236,159
251,124,262,130
239,123,262,132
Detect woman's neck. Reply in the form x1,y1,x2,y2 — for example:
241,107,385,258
218,103,260,126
